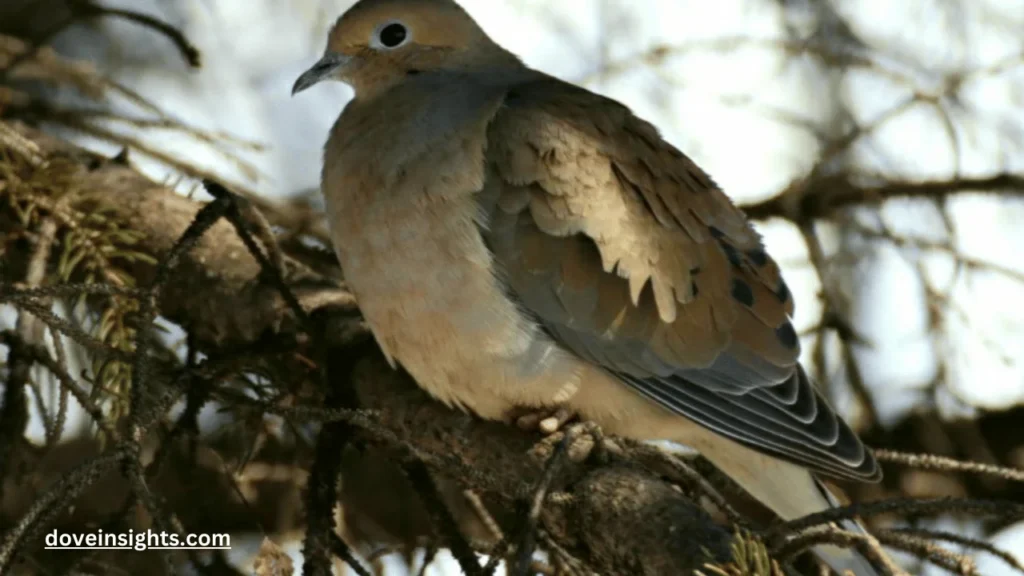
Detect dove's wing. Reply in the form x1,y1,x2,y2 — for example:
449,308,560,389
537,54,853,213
482,75,878,482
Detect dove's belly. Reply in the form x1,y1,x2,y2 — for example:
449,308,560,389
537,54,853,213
327,193,706,442
323,182,711,452
327,190,584,419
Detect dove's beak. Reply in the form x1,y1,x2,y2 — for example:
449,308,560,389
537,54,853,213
292,52,352,95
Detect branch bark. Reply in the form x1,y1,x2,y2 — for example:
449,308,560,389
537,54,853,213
348,355,734,575
7,122,358,349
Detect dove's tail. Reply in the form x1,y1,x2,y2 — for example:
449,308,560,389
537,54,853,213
695,439,884,576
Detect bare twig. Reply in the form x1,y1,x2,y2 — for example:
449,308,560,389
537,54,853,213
742,173,1024,222
404,460,484,576
883,527,1024,575
773,527,908,575
875,449,1024,483
68,1,201,68
766,498,1024,544
0,214,59,491
0,330,117,439
512,431,571,576
201,180,309,328
875,529,978,575
329,533,372,576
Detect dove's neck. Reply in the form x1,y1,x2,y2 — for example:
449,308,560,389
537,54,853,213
329,70,526,181
348,46,524,99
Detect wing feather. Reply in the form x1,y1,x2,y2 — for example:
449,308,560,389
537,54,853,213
484,75,879,482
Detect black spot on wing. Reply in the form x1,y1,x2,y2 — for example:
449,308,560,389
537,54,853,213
721,242,742,268
775,322,798,349
776,279,791,304
747,248,768,267
731,279,754,307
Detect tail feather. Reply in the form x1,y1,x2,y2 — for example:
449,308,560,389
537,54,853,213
695,438,884,576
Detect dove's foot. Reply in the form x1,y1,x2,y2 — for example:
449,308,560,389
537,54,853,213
530,420,622,464
511,406,576,435
507,407,620,464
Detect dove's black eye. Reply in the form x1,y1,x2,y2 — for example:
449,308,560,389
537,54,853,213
379,23,408,48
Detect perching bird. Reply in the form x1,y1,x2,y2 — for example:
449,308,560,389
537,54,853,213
293,0,883,573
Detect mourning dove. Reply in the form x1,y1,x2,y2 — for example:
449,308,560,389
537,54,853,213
293,0,883,573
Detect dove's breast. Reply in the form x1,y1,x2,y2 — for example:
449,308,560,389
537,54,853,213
321,110,583,419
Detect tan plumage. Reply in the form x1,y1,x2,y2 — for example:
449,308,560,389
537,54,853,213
294,1,883,573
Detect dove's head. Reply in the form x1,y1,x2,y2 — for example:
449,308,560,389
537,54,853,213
292,0,518,96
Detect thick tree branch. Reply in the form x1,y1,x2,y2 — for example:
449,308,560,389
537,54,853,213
348,356,734,575
6,122,359,350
